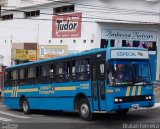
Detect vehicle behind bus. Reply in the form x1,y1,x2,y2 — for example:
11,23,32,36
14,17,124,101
3,47,154,121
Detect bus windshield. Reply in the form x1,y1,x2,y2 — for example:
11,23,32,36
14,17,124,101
107,60,152,86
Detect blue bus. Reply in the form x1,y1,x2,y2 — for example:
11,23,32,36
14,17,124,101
3,47,154,120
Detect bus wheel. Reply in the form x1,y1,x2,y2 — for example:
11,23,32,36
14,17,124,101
78,99,93,121
116,109,129,115
22,98,30,114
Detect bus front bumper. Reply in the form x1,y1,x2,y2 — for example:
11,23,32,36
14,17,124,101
107,96,155,111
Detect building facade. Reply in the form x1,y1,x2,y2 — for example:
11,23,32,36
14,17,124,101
0,0,160,80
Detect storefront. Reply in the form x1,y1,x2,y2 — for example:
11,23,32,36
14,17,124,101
101,28,157,81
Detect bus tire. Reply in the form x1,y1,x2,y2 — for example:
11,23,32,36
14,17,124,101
116,109,129,115
78,99,93,121
22,98,30,114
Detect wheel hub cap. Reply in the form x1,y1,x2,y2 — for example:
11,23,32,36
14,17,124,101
81,103,89,117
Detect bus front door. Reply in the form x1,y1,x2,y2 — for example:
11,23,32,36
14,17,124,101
92,62,106,111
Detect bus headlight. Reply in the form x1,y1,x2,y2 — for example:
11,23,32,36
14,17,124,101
145,97,149,100
119,98,123,102
145,96,152,100
114,98,119,102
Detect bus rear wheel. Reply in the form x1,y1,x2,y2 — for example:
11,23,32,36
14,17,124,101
78,99,93,121
22,98,30,114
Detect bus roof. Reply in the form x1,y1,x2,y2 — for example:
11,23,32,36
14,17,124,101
6,47,147,70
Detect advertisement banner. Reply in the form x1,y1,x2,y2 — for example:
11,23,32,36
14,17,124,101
15,49,37,61
38,45,68,59
52,13,82,38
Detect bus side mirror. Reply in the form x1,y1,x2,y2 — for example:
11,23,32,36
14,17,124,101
100,64,104,74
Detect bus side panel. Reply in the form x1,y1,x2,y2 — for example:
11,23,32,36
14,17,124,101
3,98,20,109
28,98,74,111
16,81,91,111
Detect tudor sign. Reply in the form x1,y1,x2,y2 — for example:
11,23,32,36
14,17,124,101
52,13,82,38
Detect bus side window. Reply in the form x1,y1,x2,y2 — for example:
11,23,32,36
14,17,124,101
4,71,11,86
63,62,70,81
50,64,54,79
19,69,25,86
11,70,19,86
54,63,63,83
27,67,36,85
71,61,76,81
54,62,70,83
74,58,90,81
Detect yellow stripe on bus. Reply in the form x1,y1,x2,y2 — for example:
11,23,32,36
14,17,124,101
18,88,39,92
55,86,76,91
137,86,141,95
3,90,12,93
126,86,131,96
132,86,136,96
16,86,18,97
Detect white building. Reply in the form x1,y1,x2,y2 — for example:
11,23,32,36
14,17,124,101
0,0,160,80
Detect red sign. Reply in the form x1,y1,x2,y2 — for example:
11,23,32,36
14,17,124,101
52,13,82,38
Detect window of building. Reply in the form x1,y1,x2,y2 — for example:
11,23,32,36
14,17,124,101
73,40,76,43
1,14,13,21
24,10,40,18
53,5,74,14
91,40,94,43
83,40,86,43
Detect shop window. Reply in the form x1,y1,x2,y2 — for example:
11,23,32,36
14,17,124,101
100,39,114,48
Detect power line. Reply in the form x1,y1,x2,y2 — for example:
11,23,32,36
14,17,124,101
0,0,159,24
1,8,158,24
53,0,160,15
25,0,160,16
3,0,160,16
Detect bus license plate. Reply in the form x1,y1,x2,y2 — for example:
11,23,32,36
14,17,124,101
132,104,139,108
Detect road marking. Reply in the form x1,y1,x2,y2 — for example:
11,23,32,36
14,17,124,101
0,111,30,119
0,117,12,122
